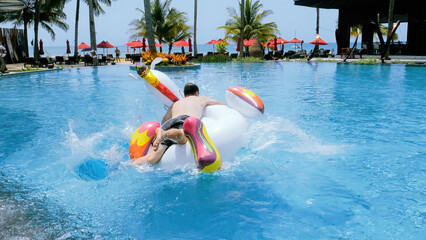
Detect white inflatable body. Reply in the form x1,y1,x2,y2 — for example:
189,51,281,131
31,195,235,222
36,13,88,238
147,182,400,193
157,105,248,171
132,61,264,171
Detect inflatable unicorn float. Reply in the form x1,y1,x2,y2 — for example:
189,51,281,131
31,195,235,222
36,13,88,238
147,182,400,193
129,58,264,173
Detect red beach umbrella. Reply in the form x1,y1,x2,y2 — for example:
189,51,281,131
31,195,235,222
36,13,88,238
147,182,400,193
155,42,163,47
206,39,217,51
289,38,303,49
289,38,302,43
124,41,135,46
97,41,115,54
236,38,241,51
277,37,289,44
173,39,189,47
97,41,115,49
78,42,91,50
142,38,146,52
309,37,328,45
125,40,138,53
244,38,256,47
188,38,192,52
205,39,217,45
39,39,44,55
66,40,71,55
216,39,229,45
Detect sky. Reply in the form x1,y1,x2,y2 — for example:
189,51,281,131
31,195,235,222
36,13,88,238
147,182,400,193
2,0,407,48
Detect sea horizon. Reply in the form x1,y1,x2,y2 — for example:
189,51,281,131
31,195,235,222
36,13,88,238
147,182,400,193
28,42,349,58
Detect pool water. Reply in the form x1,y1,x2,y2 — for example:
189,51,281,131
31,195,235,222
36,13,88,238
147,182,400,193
0,63,425,239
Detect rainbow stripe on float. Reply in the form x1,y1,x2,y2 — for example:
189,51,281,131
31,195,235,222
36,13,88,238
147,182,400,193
228,86,264,114
136,63,180,103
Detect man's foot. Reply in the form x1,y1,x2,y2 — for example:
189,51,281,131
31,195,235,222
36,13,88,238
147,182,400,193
153,128,166,151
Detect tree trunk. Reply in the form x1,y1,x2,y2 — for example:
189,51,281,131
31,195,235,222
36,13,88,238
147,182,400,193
88,0,98,66
23,19,28,57
385,0,395,59
168,45,172,55
239,0,244,58
34,0,40,61
74,0,80,59
193,0,198,55
316,8,320,35
144,0,156,54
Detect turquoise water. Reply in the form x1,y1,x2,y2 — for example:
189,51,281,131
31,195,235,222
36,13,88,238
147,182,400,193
0,62,425,239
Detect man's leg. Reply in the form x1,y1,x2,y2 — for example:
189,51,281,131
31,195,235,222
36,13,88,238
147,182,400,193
152,128,186,151
131,144,168,165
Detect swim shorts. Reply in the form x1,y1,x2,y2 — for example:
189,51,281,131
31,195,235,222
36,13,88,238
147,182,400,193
155,115,190,147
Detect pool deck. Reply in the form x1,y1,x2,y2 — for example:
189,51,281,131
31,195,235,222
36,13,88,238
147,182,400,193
2,55,425,76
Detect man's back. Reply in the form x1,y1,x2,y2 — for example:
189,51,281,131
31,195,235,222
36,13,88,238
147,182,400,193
171,96,210,119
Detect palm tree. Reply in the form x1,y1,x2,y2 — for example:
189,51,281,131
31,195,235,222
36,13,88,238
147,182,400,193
193,0,197,55
144,0,156,53
350,15,398,42
87,0,113,66
74,0,113,59
218,0,278,45
74,0,80,59
0,0,69,60
130,0,191,54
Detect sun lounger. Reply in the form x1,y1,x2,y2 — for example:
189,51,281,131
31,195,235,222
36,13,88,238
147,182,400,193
106,54,114,63
65,56,77,65
131,54,141,64
125,53,132,61
24,57,37,68
39,57,54,68
55,56,64,64
83,55,93,66
230,53,238,58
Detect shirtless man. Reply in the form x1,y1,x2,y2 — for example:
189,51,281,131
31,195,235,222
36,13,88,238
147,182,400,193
131,83,225,165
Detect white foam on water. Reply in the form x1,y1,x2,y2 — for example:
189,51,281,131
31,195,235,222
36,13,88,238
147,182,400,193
245,115,342,155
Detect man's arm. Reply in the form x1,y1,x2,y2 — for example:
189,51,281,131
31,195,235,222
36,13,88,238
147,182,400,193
204,97,226,106
161,103,174,124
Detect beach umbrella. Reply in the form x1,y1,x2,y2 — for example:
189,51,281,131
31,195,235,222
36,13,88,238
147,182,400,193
125,40,138,53
205,39,217,45
173,39,190,55
289,38,302,43
155,42,163,47
216,39,229,45
309,37,328,45
277,37,289,44
173,39,189,47
289,38,303,50
66,40,71,55
236,38,241,51
39,39,44,55
78,42,91,51
97,41,115,54
188,38,192,52
142,38,146,52
244,38,256,47
205,39,217,51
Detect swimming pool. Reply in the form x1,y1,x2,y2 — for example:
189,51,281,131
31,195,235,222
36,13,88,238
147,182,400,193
0,62,424,239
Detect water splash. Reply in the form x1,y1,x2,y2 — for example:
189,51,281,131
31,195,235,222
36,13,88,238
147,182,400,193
245,115,342,155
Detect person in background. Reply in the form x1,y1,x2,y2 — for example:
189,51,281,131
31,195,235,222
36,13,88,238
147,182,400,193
0,41,7,73
115,47,120,62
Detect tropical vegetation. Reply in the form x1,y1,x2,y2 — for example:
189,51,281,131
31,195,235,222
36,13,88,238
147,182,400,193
350,14,398,41
0,0,69,60
74,0,113,59
218,0,278,45
130,0,191,54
